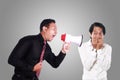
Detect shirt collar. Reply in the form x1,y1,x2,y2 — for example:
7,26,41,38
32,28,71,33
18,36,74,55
87,39,92,46
37,33,47,44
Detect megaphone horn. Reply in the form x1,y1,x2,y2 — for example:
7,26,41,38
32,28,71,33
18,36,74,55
61,33,83,47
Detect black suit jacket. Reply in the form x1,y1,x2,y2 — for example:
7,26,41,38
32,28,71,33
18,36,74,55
8,33,66,78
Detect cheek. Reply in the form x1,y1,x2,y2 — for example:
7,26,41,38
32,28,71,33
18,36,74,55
91,34,96,39
46,30,54,37
49,30,55,34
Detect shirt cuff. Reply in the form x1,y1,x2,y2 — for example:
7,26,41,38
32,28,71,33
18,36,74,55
97,49,103,54
60,51,66,56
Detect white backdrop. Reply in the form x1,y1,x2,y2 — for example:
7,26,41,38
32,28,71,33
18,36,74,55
0,0,120,80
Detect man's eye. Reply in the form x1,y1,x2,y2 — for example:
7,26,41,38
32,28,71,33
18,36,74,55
94,33,97,35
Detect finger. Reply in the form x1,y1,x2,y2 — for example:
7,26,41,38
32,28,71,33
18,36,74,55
39,62,42,65
98,38,103,43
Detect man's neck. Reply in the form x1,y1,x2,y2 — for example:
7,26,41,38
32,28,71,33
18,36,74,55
40,32,47,41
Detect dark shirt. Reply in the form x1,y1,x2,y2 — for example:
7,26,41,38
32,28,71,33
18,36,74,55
8,33,66,78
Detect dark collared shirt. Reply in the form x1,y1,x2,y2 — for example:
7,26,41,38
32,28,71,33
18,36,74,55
8,33,66,78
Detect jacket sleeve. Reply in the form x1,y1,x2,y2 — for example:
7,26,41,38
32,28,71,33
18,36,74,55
44,44,66,68
78,46,97,71
96,45,112,71
8,38,34,72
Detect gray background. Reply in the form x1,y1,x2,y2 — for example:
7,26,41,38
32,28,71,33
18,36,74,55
0,0,120,80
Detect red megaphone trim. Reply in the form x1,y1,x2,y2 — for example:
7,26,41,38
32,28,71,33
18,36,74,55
61,33,66,41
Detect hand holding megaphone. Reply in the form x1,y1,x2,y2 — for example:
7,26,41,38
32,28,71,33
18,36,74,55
61,42,71,53
61,33,83,47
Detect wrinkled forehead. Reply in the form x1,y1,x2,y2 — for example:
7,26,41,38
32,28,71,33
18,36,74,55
93,26,103,33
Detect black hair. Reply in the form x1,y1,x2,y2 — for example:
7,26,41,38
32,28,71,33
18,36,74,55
89,22,106,35
40,18,56,32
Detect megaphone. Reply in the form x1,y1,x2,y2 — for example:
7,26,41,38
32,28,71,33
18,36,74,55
61,33,83,46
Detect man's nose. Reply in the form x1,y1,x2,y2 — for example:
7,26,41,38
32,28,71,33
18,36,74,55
97,35,101,39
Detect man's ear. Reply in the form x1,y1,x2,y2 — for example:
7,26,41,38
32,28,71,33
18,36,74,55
43,26,47,32
89,32,92,39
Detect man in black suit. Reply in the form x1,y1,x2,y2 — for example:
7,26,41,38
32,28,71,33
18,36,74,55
8,19,70,80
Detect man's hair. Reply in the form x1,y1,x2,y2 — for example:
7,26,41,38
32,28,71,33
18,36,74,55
40,19,56,32
89,22,106,35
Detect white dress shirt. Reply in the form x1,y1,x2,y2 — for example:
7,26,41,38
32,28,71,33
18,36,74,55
78,40,112,80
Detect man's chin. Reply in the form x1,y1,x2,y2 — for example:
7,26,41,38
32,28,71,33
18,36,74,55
48,39,53,42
